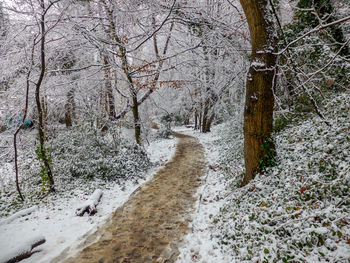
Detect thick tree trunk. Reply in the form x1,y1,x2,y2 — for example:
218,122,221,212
201,44,217,133
202,99,214,133
240,0,278,186
202,48,210,133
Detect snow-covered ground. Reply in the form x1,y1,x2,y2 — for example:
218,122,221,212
0,136,177,263
175,125,233,263
176,92,350,263
1,91,350,263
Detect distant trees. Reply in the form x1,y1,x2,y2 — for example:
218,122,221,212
3,0,347,194
0,1,8,93
66,0,178,144
2,0,185,199
168,0,247,133
2,0,247,144
0,1,6,37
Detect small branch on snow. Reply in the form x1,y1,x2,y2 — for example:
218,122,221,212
197,168,210,214
76,189,103,216
0,206,37,226
1,235,46,263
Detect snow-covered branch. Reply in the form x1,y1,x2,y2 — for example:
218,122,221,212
278,15,350,55
0,206,37,226
76,189,103,216
0,236,46,263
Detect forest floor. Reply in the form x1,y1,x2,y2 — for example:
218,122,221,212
2,91,349,263
0,130,178,263
54,133,206,263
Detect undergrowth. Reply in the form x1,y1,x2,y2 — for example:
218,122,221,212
216,91,350,262
0,125,151,217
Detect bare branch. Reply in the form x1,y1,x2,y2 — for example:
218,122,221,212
278,15,350,55
127,0,177,53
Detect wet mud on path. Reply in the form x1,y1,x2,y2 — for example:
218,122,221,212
63,133,206,263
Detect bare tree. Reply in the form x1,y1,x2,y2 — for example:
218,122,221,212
34,0,56,192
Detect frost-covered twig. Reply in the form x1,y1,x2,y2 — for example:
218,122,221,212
278,15,350,55
296,38,350,92
76,189,103,216
127,0,177,53
0,206,37,226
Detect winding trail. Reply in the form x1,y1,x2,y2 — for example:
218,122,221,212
63,133,206,263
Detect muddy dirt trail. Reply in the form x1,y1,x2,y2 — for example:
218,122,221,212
62,133,206,263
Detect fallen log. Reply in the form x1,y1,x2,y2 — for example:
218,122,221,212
0,206,37,226
1,235,46,263
76,189,103,216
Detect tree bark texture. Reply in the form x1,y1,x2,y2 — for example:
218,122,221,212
41,96,48,140
240,0,278,186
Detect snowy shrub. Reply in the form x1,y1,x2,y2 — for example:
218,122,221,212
155,126,173,139
273,114,293,133
50,125,151,182
155,114,173,139
0,124,157,217
173,113,184,126
160,113,172,125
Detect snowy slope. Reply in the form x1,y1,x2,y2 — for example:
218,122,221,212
0,137,177,263
176,91,350,262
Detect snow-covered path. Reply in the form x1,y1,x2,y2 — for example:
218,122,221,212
56,132,206,263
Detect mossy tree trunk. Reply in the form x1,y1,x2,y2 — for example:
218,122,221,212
240,0,278,186
35,0,54,192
